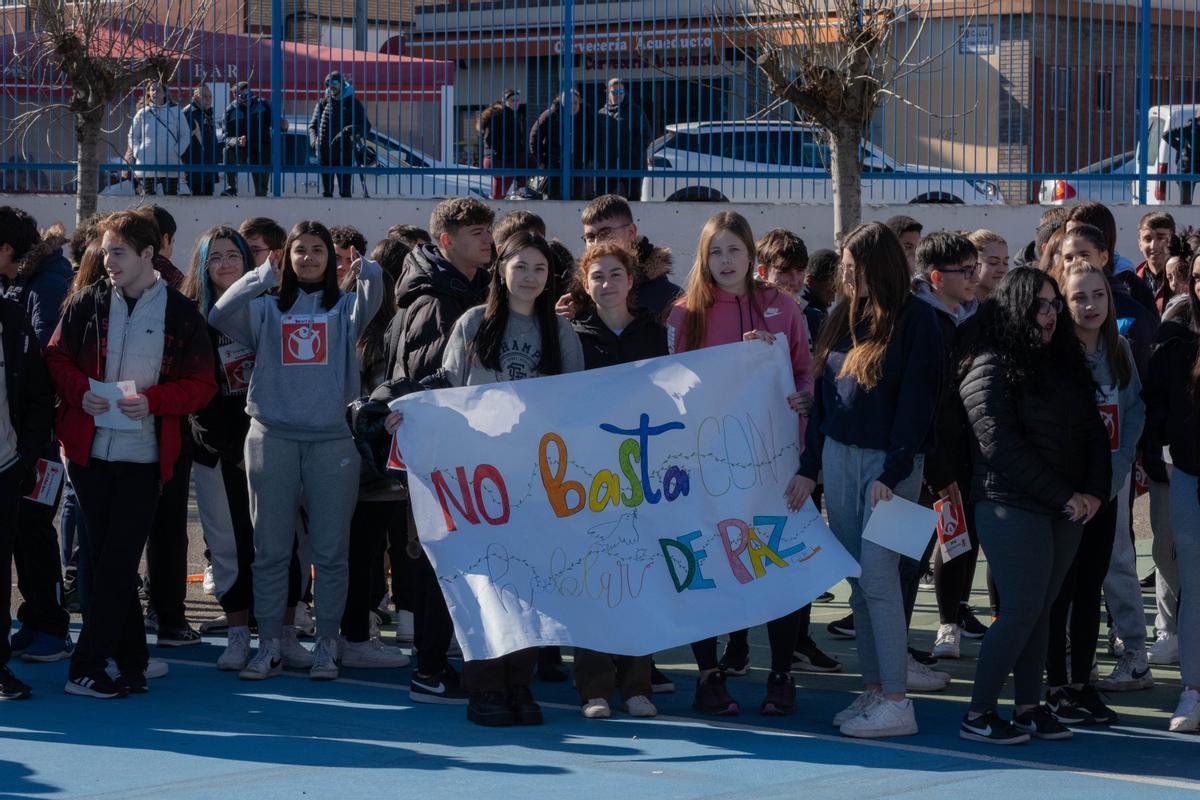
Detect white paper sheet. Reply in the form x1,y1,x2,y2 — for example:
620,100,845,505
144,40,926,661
88,379,142,431
862,494,939,560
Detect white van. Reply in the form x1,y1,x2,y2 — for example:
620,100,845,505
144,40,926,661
1132,104,1199,204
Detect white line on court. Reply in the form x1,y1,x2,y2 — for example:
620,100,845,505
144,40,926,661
160,656,1200,791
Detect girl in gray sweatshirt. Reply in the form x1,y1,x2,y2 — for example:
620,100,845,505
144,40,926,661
209,220,382,682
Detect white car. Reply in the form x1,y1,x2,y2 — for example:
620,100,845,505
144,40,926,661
1039,150,1136,205
104,117,489,199
640,121,1004,205
1132,104,1199,205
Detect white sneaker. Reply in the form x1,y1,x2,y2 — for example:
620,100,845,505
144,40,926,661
907,654,951,691
1098,649,1154,691
340,636,411,669
310,636,339,681
239,638,283,681
106,658,169,680
1169,688,1200,732
293,603,316,638
202,564,216,596
281,627,314,669
218,627,252,671
1148,631,1180,665
199,614,229,634
394,610,415,643
840,697,919,738
833,690,881,727
582,697,611,718
625,695,657,717
933,624,961,659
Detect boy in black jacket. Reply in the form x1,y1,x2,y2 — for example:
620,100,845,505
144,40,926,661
0,296,54,699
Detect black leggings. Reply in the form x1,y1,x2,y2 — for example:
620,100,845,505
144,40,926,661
341,499,400,642
693,609,804,675
1045,497,1120,687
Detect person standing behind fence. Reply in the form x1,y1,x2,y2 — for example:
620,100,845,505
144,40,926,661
182,84,220,197
529,88,589,200
310,72,370,199
128,81,186,196
479,89,526,200
223,82,275,198
209,220,383,683
597,79,652,201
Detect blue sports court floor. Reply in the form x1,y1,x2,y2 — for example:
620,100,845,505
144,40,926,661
3,601,1198,798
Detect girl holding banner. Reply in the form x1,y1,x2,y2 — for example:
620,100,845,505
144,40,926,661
569,241,667,719
787,221,944,739
439,231,585,727
958,267,1109,745
210,221,383,683
183,228,310,675
1043,258,1143,727
666,212,813,718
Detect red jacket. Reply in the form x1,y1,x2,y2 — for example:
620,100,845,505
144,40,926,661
46,279,216,482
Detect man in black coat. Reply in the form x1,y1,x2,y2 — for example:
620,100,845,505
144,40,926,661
222,82,276,197
182,84,219,196
597,78,652,201
309,71,370,199
528,88,590,200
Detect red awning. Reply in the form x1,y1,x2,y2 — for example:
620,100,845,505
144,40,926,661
1,25,456,103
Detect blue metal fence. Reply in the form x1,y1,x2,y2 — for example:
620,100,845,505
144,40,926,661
1,0,1197,205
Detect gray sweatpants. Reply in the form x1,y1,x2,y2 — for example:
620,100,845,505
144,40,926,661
1149,473,1180,637
245,422,360,639
1168,470,1200,687
822,439,924,696
970,501,1082,712
1103,474,1148,653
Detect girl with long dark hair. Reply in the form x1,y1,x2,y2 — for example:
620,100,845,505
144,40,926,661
210,220,383,683
787,221,944,738
440,231,584,726
958,267,1110,744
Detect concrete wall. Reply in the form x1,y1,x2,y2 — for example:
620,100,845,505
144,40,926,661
10,194,1190,278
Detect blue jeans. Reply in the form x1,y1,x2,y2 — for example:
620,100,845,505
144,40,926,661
821,439,925,695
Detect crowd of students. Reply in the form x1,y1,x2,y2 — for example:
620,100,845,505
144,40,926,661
0,195,1197,744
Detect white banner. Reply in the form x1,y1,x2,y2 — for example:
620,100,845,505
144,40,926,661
394,340,861,660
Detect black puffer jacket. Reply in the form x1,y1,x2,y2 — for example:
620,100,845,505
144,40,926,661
391,244,489,382
960,351,1111,514
1141,317,1199,477
571,311,667,370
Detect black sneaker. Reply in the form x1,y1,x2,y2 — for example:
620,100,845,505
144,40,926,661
143,607,158,633
650,665,675,694
410,669,470,705
1140,570,1156,590
115,671,149,695
908,647,939,667
509,685,543,725
793,635,843,673
918,567,936,590
1013,705,1074,740
157,624,201,647
958,606,989,639
718,642,750,677
1045,687,1094,725
467,691,515,726
1069,685,1119,725
827,614,855,639
760,672,795,716
959,710,1030,744
693,671,739,716
814,591,835,604
65,672,128,699
0,665,32,700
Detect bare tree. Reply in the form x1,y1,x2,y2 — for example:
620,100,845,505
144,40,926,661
9,0,211,224
727,0,943,239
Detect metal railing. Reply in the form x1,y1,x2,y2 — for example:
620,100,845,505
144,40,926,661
1,0,1197,205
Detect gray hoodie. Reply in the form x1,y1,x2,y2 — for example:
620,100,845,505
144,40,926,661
912,276,978,326
1085,336,1144,500
209,259,383,440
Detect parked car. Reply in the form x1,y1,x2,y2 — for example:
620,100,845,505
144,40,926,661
102,116,490,199
640,121,1004,205
1039,150,1137,205
1132,104,1199,205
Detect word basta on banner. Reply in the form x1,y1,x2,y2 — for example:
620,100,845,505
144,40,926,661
393,340,860,660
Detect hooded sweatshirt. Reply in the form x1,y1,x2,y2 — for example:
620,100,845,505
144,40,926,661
393,244,490,382
0,234,72,347
1084,336,1144,500
209,258,383,440
666,284,813,443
